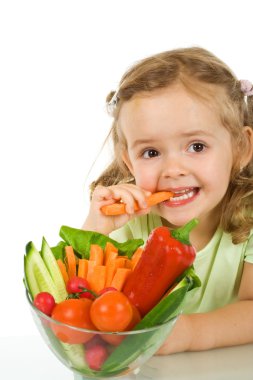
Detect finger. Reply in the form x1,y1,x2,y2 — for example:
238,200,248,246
92,186,115,202
117,183,152,198
108,188,144,214
109,185,151,213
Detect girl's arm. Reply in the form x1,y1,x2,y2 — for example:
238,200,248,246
157,262,253,354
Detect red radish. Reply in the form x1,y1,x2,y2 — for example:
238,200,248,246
85,334,106,349
34,292,56,316
85,344,109,371
66,276,93,299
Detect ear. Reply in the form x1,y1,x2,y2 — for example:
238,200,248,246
240,126,253,167
122,149,134,175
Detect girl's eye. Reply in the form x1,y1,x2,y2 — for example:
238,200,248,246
188,142,206,153
142,149,160,159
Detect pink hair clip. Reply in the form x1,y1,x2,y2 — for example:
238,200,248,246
240,79,253,96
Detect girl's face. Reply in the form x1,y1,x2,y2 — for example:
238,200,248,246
119,85,234,228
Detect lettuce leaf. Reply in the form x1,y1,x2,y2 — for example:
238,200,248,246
51,225,144,260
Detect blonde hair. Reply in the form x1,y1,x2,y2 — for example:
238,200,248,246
91,47,253,244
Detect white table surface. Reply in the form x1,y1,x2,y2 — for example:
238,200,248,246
1,335,252,380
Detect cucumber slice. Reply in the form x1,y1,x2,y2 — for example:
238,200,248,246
24,254,40,296
60,342,88,371
25,241,59,301
41,237,67,302
42,325,88,371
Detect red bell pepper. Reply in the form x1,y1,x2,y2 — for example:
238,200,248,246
123,219,198,316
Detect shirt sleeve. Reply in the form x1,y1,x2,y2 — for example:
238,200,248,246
109,213,163,243
109,223,134,243
244,231,253,264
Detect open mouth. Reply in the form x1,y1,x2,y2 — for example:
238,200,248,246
170,188,199,202
163,187,200,206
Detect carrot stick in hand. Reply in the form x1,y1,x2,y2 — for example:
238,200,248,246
101,191,173,216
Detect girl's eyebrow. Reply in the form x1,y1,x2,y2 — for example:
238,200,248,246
131,138,157,148
181,129,214,137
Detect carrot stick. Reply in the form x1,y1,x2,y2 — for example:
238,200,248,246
125,259,132,269
65,246,76,279
115,257,127,268
57,259,69,285
111,268,132,291
89,265,106,293
78,258,88,279
86,261,96,283
105,256,129,287
104,242,118,264
105,259,118,287
131,247,143,269
116,255,132,269
101,191,173,216
89,244,104,265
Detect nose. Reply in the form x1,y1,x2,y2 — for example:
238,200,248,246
161,153,188,178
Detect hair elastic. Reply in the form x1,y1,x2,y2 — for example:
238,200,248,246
106,91,119,115
240,80,253,96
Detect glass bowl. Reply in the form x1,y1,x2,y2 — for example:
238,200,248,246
26,290,178,380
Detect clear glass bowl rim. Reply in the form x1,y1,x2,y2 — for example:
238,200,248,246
26,289,177,336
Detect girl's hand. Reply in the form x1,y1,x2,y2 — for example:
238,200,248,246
82,184,152,235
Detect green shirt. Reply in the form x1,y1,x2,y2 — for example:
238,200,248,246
110,214,253,314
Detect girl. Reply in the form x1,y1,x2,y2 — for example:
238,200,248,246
83,47,253,354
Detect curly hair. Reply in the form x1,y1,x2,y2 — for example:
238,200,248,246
91,47,253,244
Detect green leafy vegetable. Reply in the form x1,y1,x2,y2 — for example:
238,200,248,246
51,241,67,260
59,225,144,259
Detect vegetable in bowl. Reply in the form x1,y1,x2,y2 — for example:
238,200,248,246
24,220,201,378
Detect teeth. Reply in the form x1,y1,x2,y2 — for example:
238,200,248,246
174,189,188,194
171,189,195,201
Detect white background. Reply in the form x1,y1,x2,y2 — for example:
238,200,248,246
1,0,253,338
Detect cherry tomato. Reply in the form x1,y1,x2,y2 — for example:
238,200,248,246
101,303,141,346
90,291,133,332
66,276,93,299
98,287,117,296
101,332,124,346
51,298,96,344
34,292,56,316
126,304,141,330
